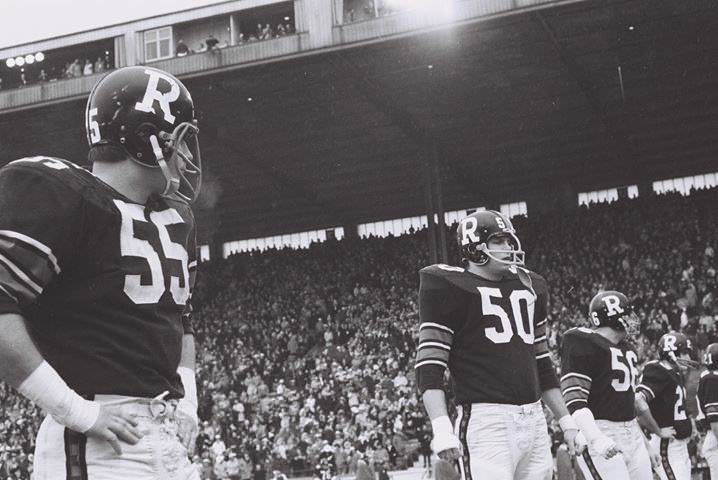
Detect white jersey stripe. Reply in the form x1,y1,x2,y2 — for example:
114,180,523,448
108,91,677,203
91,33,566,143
0,253,42,294
420,322,455,334
535,352,551,360
418,341,451,350
562,386,590,395
0,230,61,274
561,372,592,383
414,359,448,369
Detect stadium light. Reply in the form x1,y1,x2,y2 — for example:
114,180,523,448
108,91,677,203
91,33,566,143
6,58,15,68
15,56,24,67
35,52,44,62
25,54,34,65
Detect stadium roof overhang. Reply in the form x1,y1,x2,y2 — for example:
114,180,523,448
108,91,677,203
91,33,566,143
0,0,716,247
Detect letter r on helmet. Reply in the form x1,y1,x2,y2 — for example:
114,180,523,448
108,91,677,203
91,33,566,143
461,217,481,246
134,69,180,125
602,295,624,316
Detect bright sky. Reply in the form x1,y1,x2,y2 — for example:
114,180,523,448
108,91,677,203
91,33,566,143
0,0,227,49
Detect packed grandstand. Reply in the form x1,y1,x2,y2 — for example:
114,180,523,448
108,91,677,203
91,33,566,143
1,186,716,479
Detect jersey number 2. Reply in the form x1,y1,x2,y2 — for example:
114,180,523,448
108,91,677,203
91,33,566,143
114,200,189,305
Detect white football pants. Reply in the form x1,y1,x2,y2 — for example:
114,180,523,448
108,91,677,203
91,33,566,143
454,400,553,480
32,394,199,480
575,419,652,480
649,435,690,480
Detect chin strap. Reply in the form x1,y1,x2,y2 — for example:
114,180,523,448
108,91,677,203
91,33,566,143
149,134,180,197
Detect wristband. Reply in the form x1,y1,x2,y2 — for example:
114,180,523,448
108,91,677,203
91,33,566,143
18,361,99,432
177,366,198,410
558,414,578,432
431,415,454,436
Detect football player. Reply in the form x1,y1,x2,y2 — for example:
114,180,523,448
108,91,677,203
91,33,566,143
635,331,695,480
697,342,718,478
560,291,653,480
415,210,580,480
0,66,201,479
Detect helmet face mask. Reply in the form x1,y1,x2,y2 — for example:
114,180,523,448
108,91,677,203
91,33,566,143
457,211,525,267
86,66,202,203
659,332,698,370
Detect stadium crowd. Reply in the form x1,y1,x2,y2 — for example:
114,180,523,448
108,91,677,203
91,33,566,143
1,186,717,479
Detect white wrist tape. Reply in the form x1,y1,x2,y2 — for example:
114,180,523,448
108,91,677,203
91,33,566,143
431,415,454,436
572,407,604,443
18,361,99,433
558,414,578,432
177,366,198,411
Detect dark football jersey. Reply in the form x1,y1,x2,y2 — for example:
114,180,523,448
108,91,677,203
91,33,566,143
415,263,558,405
0,157,197,399
697,370,718,425
560,327,637,421
636,360,692,439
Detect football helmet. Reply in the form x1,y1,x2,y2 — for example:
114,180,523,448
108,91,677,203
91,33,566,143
704,343,718,370
588,291,640,336
85,66,201,203
456,210,524,266
658,332,698,369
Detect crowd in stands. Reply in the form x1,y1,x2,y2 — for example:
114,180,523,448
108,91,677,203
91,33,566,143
0,55,112,91
176,22,296,58
1,186,717,479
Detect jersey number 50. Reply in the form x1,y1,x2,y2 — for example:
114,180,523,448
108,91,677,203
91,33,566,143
477,287,535,344
114,200,190,305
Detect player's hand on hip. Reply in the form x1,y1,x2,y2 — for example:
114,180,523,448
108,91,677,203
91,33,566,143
591,435,621,459
85,404,144,455
431,432,462,461
658,427,676,439
563,428,584,456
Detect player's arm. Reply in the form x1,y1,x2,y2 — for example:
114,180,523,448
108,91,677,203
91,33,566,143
176,229,199,452
530,278,580,454
0,161,142,453
560,333,620,459
635,391,663,436
415,267,464,460
701,377,718,440
635,364,672,438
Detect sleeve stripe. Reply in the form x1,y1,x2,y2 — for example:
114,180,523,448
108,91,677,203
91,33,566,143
415,359,448,369
636,385,656,399
418,341,450,351
561,372,592,383
420,322,454,334
562,386,590,395
565,399,587,407
416,348,450,363
534,335,546,343
536,352,551,360
707,412,718,417
0,283,19,303
705,403,718,408
188,260,197,270
0,253,42,295
536,319,547,327
0,230,60,274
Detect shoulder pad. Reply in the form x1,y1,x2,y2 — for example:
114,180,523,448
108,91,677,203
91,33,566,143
4,156,88,190
420,264,465,276
420,264,465,291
